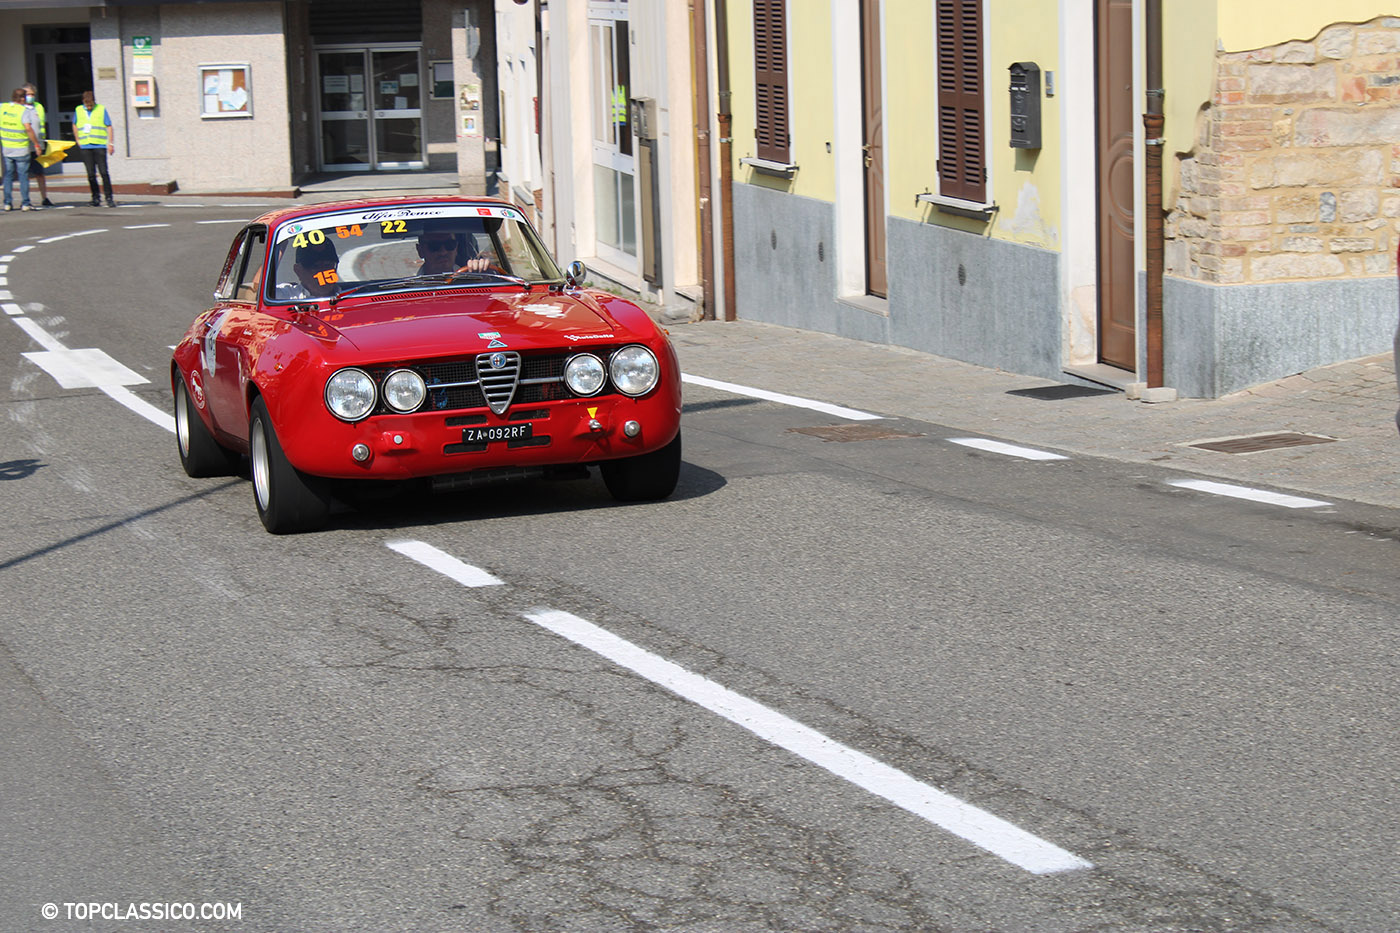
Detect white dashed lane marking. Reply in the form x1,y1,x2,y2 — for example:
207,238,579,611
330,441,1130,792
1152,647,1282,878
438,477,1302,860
386,540,505,587
386,539,1094,875
682,373,883,421
947,437,1069,461
1167,478,1330,509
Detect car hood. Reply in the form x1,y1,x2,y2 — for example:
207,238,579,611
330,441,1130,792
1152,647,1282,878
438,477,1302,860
318,290,620,358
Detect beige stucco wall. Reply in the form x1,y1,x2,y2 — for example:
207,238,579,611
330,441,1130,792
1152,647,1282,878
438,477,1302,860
1218,2,1398,52
92,2,291,192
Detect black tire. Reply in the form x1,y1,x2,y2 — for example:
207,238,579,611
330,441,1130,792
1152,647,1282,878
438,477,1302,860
249,397,330,534
600,430,681,502
174,374,241,477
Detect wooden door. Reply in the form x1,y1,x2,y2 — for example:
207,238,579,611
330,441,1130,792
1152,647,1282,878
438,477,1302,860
861,0,887,297
1095,0,1136,370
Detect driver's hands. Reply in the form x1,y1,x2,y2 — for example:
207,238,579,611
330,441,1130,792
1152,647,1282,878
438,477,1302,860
456,256,493,273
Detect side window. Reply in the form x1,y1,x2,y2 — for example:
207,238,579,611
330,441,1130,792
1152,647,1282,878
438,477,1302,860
753,0,790,164
936,0,986,203
233,227,267,302
214,231,251,301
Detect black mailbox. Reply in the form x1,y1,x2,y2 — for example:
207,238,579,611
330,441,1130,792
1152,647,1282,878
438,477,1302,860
1009,62,1041,149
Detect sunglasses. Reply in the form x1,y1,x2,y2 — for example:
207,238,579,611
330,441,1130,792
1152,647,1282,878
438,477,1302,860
422,239,456,252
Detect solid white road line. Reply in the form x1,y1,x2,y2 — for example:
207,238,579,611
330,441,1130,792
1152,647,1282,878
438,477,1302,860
12,316,66,352
1167,478,1330,509
682,373,883,421
103,384,176,433
386,540,506,587
11,315,176,433
521,607,1092,875
947,437,1069,461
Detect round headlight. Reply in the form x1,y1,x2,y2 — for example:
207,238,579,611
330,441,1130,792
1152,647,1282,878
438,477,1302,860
564,353,606,396
610,345,659,397
382,368,426,413
325,368,376,421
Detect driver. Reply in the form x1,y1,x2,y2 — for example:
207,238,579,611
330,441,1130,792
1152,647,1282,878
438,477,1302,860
416,220,497,275
415,226,462,275
277,238,340,299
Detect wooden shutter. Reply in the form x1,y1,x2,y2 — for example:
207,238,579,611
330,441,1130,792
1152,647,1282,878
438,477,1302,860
754,0,790,163
936,0,985,202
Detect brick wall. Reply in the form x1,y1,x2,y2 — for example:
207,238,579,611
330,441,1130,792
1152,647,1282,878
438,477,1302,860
1167,17,1400,284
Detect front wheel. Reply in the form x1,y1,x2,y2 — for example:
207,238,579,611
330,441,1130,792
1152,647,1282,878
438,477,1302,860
249,397,330,534
174,375,240,477
600,430,681,502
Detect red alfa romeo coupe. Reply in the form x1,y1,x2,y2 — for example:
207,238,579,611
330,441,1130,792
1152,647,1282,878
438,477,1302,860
171,197,682,533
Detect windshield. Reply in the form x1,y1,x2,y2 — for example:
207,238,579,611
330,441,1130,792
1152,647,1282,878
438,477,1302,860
266,203,563,302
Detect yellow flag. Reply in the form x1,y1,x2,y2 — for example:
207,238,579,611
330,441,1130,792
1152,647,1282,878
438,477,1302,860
35,138,76,168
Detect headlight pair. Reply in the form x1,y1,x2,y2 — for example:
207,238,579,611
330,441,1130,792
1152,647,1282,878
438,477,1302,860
325,368,425,421
564,345,659,398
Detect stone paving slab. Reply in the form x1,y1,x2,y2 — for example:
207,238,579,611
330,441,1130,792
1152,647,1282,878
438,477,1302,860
667,320,1400,511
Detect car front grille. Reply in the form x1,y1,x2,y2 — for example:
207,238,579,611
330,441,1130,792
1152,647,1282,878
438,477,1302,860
366,349,608,416
475,351,521,414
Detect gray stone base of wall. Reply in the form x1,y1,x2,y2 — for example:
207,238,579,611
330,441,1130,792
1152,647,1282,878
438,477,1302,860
734,183,1396,399
735,183,1065,382
1164,275,1395,398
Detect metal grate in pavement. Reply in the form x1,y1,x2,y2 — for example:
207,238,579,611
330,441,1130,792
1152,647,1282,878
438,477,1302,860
1187,432,1336,454
788,425,923,442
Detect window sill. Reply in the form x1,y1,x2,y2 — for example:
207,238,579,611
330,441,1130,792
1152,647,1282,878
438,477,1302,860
741,157,799,178
917,193,998,221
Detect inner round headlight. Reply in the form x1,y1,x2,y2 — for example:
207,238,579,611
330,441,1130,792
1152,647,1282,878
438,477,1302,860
564,353,606,396
325,368,376,421
382,368,426,413
610,345,659,397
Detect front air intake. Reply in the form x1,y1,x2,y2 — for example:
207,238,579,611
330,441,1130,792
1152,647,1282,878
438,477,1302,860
475,351,521,415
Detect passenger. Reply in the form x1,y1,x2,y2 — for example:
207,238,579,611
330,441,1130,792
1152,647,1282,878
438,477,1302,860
277,238,341,299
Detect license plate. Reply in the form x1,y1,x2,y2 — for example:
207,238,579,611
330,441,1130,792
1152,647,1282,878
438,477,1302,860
462,423,533,443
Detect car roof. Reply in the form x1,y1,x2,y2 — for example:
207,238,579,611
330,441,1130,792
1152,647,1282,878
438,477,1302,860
247,195,521,230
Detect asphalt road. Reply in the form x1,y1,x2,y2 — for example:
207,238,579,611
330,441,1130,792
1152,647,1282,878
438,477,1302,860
3,202,1399,932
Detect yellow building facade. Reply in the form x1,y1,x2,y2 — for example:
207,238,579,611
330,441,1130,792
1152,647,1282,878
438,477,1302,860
723,1,1400,397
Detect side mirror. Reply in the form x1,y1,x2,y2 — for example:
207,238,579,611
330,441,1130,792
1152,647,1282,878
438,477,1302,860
565,260,586,289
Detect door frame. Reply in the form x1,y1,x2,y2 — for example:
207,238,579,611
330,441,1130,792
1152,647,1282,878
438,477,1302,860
313,42,425,172
1060,0,1140,377
26,26,92,148
587,6,638,271
859,0,887,298
1094,0,1137,371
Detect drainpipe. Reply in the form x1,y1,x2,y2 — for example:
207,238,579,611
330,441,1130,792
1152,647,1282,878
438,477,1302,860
1143,0,1165,387
714,0,736,321
692,1,716,320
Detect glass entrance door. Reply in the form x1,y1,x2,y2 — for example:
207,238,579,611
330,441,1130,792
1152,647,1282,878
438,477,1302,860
369,49,423,168
589,13,637,268
316,46,424,171
26,25,93,148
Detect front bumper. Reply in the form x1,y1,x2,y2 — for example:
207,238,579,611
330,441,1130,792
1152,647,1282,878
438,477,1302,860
279,391,681,481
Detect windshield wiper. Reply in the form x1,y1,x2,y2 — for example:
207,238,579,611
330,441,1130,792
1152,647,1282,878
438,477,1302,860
329,271,529,306
446,269,530,290
328,275,447,306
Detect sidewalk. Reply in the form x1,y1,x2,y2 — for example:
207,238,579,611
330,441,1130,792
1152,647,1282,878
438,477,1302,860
666,319,1400,511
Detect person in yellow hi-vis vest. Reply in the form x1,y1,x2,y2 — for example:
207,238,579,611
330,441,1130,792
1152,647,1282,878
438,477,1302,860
1,87,42,211
73,90,116,207
22,83,53,207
